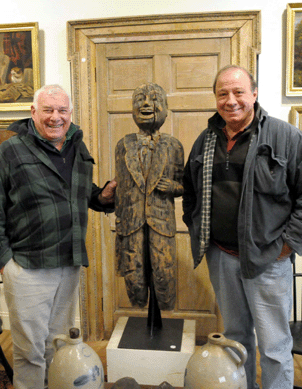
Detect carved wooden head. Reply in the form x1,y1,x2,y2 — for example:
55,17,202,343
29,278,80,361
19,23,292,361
132,82,168,134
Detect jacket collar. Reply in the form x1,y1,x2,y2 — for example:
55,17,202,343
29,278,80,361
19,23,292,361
7,118,83,146
124,132,168,195
208,101,267,132
6,118,84,171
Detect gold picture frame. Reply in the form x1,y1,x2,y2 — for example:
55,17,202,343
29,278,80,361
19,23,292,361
0,119,17,145
0,118,15,129
0,22,40,111
290,105,302,129
286,4,302,95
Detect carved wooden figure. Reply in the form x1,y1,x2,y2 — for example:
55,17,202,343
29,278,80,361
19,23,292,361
115,83,184,329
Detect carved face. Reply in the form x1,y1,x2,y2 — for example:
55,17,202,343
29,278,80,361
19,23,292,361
132,83,168,134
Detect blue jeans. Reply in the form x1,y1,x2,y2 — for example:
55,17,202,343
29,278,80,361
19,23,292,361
206,244,293,389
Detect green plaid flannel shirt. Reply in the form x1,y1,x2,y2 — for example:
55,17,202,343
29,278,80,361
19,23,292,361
0,119,112,269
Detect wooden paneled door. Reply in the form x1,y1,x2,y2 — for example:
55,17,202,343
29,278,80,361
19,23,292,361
97,37,229,339
67,11,261,341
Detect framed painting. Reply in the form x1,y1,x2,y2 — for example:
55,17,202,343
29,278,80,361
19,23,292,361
0,119,16,144
0,118,15,129
286,4,302,95
0,22,40,111
290,105,302,129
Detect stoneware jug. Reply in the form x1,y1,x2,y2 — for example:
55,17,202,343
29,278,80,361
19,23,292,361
184,332,247,389
48,327,104,389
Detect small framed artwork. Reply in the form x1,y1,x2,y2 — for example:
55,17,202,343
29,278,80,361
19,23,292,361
289,105,302,129
0,119,17,145
0,22,40,111
286,4,302,95
0,118,15,129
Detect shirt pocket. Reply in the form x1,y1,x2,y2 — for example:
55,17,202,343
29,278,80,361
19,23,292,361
10,154,50,187
254,144,288,196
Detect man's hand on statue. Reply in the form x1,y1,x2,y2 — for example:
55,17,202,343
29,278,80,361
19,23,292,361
156,177,174,192
98,178,117,204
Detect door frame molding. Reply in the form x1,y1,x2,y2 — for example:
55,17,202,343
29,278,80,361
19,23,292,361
67,11,261,341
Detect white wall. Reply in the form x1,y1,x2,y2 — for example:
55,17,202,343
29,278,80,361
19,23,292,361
0,0,301,329
0,0,299,121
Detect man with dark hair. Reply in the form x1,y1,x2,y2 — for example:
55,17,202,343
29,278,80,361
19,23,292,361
183,65,302,388
0,84,116,389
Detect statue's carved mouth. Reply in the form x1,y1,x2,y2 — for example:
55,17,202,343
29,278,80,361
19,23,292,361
139,109,154,118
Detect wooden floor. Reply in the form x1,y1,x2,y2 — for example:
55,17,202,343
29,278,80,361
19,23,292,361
1,329,302,388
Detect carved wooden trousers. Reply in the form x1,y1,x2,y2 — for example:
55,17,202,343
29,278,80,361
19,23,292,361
115,224,176,310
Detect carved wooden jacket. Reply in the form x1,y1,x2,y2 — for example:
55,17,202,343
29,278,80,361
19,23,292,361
115,132,184,237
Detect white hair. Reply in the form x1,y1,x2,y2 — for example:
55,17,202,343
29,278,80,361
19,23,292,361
33,84,73,111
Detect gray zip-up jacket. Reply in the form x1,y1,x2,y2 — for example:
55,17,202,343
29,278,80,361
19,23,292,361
183,103,302,278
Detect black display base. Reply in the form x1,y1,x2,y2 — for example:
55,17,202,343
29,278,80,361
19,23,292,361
118,316,184,352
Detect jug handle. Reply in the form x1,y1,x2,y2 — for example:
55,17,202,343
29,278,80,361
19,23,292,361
52,334,68,351
221,338,248,368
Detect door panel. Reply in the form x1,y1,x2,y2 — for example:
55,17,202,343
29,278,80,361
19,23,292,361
97,37,229,340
